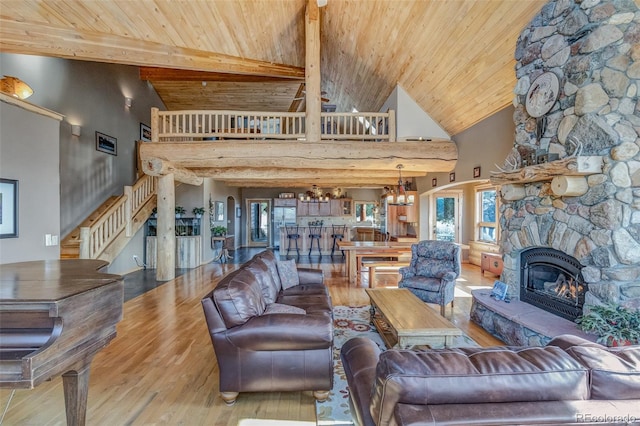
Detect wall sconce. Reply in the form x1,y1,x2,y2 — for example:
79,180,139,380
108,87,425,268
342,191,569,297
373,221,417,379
71,124,82,137
125,97,132,108
0,75,34,100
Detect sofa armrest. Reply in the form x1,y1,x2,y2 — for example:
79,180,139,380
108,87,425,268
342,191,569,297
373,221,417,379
341,337,381,426
441,271,457,282
297,267,324,285
399,266,415,280
223,313,332,351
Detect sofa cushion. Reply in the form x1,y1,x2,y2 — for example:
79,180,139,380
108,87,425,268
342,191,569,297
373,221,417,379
213,268,267,328
263,302,306,315
255,250,282,291
371,346,589,426
563,345,640,400
277,259,300,289
246,257,279,304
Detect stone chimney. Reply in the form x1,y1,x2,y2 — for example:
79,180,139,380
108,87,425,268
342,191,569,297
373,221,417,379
498,0,640,312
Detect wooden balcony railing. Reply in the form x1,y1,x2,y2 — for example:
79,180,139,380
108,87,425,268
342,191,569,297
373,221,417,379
150,108,395,142
79,174,156,259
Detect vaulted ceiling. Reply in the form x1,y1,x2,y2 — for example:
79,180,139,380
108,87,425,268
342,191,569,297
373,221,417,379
0,0,546,136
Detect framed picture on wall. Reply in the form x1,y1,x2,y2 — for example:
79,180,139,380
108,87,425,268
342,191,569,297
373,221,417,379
473,166,481,178
431,178,437,187
140,123,152,142
96,131,117,156
0,178,18,238
449,172,455,182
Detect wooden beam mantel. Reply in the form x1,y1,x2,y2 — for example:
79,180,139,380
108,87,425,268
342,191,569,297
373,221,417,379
139,141,457,173
489,156,602,185
142,158,203,186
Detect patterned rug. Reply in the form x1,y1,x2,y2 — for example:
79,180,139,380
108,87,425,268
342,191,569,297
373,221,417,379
315,305,478,426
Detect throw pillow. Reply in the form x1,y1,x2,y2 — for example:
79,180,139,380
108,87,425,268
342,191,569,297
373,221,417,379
263,303,306,315
277,259,300,289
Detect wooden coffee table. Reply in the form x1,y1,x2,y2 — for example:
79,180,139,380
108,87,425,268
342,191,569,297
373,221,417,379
366,288,463,349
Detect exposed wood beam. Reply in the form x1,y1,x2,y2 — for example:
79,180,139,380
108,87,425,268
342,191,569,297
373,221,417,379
139,141,457,172
190,167,425,180
139,67,304,82
0,19,305,78
142,158,203,186
222,178,398,188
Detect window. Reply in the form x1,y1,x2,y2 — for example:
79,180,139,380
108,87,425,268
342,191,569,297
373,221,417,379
475,185,499,243
355,201,377,223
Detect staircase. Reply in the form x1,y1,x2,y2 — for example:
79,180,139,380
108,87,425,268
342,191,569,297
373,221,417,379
60,175,157,263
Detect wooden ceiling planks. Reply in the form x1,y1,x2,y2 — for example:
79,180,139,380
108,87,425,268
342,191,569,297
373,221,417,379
0,0,546,135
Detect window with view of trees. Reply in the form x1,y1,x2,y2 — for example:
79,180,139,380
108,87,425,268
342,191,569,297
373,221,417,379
476,186,498,243
355,202,376,222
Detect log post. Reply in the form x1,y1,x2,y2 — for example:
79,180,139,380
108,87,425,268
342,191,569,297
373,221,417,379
151,107,160,142
157,174,176,281
551,176,589,197
500,184,526,201
387,109,396,142
305,0,321,142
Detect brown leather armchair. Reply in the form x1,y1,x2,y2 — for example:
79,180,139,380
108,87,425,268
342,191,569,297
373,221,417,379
201,250,333,405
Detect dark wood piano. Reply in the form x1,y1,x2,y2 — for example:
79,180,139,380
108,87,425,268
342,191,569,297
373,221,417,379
0,259,124,426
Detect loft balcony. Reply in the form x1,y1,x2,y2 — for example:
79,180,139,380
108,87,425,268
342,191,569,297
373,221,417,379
139,108,458,188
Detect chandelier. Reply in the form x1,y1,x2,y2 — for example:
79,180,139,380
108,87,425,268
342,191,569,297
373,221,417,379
387,164,414,206
299,185,330,202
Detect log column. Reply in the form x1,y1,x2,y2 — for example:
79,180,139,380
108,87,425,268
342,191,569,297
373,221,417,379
305,0,321,142
157,174,176,281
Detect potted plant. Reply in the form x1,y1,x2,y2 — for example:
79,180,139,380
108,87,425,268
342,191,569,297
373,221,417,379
575,303,640,346
211,225,227,237
192,207,205,218
175,206,186,218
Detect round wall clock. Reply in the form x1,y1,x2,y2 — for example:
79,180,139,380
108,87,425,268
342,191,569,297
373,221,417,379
525,72,559,118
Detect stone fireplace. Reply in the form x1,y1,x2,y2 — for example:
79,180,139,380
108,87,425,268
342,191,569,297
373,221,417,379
519,247,587,321
471,0,640,345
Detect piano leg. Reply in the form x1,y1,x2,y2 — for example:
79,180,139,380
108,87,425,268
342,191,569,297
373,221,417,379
62,363,91,426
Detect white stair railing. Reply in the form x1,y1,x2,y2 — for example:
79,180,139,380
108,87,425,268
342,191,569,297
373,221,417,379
79,174,156,259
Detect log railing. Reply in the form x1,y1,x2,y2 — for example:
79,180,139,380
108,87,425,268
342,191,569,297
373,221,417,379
80,174,156,259
150,107,395,142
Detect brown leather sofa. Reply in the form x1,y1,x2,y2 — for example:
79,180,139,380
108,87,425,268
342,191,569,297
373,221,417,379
201,250,333,405
341,335,640,426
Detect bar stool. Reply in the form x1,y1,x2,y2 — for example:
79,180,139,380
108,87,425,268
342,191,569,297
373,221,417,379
285,225,300,256
308,224,323,256
331,224,346,256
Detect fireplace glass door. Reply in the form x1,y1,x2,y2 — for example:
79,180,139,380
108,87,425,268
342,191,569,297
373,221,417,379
520,247,587,321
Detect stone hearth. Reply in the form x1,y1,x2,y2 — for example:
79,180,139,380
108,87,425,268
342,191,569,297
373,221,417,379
471,0,640,345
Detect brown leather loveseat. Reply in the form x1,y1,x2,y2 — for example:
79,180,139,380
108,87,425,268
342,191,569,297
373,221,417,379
341,334,640,425
201,250,333,405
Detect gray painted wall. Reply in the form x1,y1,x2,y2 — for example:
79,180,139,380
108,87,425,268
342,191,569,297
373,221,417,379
0,53,164,272
0,53,165,237
416,106,515,244
0,102,61,263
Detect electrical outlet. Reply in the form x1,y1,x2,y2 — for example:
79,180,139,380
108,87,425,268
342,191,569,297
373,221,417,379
45,234,52,246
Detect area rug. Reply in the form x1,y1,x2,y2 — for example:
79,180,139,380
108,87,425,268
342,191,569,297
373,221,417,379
315,305,478,425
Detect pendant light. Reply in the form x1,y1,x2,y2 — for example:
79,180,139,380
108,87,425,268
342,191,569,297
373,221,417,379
388,164,413,206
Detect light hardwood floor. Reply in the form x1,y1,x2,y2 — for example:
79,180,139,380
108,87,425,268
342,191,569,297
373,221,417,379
0,255,503,426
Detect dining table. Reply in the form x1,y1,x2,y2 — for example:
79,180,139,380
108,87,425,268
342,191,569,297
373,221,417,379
337,240,415,285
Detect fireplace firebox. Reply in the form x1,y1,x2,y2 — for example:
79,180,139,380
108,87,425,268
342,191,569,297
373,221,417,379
519,247,587,321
